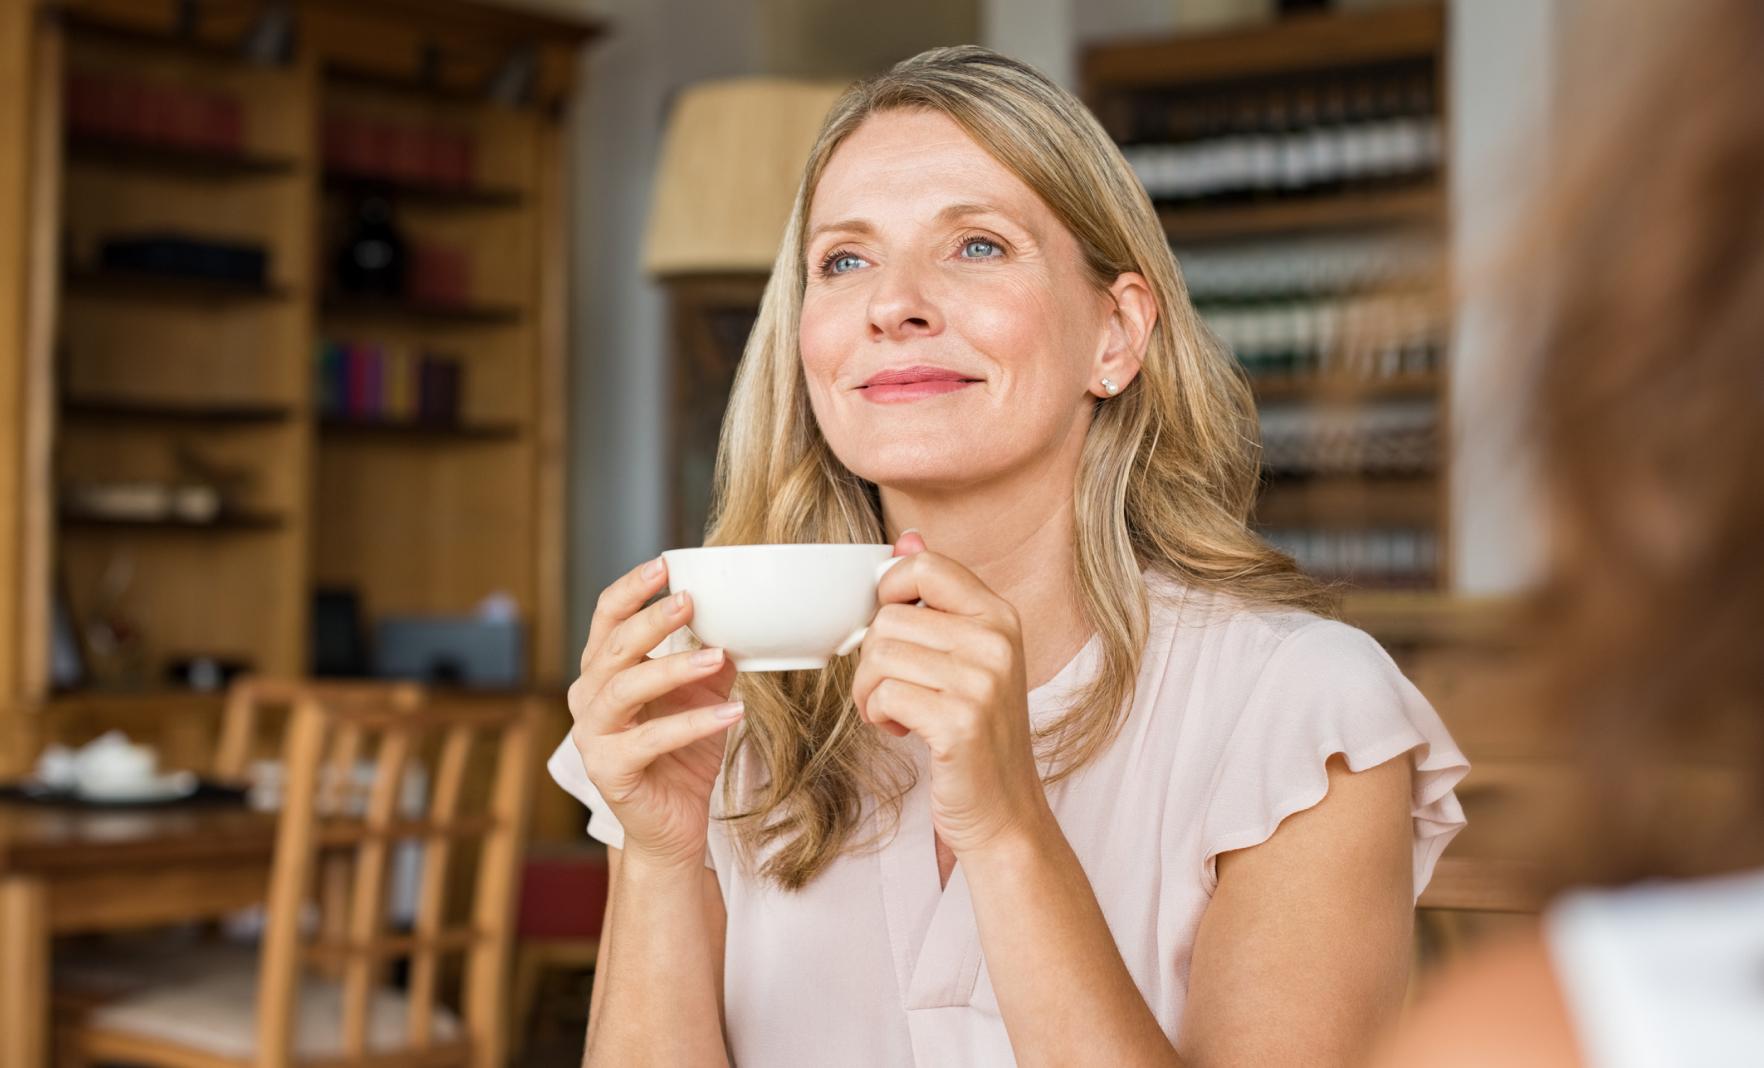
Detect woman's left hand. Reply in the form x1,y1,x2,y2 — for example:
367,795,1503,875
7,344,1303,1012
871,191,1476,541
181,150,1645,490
851,531,1053,858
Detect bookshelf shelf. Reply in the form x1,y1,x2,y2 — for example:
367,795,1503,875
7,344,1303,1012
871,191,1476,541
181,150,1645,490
65,268,290,303
318,418,523,441
320,293,523,326
59,510,289,532
322,172,524,208
62,398,294,423
1160,184,1444,242
67,136,299,179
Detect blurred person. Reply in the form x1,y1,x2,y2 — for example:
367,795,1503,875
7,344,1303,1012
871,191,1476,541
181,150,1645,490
1370,0,1764,1064
552,46,1469,1066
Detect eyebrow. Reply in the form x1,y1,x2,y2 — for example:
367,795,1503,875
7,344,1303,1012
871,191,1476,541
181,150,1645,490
806,201,1023,246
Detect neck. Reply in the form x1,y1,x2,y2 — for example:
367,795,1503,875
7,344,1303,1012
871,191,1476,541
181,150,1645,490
879,465,1093,692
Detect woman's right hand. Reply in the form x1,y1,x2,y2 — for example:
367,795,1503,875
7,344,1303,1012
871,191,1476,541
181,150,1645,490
568,555,743,871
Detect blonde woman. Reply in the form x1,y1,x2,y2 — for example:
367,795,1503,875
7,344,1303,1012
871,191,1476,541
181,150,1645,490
551,46,1468,1067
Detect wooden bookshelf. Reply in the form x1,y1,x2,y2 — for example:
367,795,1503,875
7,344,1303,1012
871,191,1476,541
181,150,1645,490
0,0,600,783
1086,2,1453,593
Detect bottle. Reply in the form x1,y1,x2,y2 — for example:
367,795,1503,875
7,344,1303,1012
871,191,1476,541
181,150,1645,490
335,194,406,298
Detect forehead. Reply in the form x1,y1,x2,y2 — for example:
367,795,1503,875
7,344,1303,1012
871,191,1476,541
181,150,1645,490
807,109,1046,230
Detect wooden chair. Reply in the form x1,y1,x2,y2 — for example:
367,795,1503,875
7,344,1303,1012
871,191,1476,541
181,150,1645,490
57,683,541,1068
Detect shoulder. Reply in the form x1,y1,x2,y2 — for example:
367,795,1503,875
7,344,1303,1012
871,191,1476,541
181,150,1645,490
1140,570,1393,695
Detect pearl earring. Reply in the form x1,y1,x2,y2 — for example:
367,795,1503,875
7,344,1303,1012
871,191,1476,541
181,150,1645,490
1101,378,1119,395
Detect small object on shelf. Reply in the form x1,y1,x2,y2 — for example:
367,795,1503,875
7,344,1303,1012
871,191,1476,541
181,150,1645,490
334,193,407,298
97,233,269,286
165,654,251,692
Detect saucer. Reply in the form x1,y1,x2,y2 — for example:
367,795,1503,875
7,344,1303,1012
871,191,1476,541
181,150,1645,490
74,770,198,804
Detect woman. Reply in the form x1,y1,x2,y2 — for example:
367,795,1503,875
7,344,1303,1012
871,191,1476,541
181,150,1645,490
552,46,1468,1066
1369,0,1764,1063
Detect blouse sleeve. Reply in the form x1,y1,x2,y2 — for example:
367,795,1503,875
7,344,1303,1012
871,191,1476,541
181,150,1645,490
545,734,718,870
1197,619,1469,903
545,623,715,869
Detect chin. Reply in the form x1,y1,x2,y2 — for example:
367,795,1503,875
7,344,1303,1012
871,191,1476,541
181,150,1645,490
834,435,1013,492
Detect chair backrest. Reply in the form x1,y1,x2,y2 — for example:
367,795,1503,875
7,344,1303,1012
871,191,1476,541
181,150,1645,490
252,683,540,1068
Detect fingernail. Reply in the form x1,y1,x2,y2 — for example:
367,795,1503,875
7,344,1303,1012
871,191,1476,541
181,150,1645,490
673,591,689,612
901,528,919,538
714,701,745,720
642,557,664,580
691,648,724,667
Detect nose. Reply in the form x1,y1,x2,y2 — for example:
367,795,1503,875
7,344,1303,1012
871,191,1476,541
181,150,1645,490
866,261,943,342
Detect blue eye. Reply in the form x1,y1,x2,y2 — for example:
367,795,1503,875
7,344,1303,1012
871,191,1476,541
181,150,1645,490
961,237,1001,258
817,248,865,276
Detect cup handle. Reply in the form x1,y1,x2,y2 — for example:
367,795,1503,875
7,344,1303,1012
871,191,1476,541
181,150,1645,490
833,556,909,658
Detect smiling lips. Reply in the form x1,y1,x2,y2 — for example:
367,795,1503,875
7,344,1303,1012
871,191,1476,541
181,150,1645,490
857,364,982,403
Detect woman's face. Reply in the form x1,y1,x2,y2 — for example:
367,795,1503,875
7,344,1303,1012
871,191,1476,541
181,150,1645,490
799,109,1144,494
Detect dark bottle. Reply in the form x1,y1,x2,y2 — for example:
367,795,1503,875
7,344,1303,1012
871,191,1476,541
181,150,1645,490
335,194,406,298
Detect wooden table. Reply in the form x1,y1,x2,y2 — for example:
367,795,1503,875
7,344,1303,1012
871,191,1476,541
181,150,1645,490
0,798,279,1068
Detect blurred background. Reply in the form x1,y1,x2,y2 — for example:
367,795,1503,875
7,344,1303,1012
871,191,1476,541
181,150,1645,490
0,0,1638,1065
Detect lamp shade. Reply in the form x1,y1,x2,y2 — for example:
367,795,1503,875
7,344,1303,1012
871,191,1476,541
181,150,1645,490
643,77,848,277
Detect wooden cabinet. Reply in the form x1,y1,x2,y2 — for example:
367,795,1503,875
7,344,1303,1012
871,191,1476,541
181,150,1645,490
0,0,600,773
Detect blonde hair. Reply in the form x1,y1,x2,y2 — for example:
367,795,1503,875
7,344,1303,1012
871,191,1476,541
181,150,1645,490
707,45,1330,890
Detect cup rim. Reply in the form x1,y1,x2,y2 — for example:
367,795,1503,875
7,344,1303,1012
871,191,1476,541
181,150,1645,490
662,543,893,556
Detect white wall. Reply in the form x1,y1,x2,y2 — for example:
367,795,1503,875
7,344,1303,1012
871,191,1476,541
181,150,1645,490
1446,0,1562,595
561,0,764,671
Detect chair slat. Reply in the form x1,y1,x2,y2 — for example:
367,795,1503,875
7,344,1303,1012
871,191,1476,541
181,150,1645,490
407,723,476,1047
341,727,413,1058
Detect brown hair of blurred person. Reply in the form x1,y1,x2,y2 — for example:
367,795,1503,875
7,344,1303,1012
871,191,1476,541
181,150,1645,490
1521,0,1764,893
1371,0,1764,1062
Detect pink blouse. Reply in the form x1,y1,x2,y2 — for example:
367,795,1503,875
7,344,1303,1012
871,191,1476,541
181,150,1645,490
547,575,1470,1065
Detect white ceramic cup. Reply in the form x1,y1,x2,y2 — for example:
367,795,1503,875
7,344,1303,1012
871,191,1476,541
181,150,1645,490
660,544,905,672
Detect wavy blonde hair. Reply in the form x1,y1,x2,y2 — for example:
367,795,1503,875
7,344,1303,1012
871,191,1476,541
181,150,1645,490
706,45,1331,890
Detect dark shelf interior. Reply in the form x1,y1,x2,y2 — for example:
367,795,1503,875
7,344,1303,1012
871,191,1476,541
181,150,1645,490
67,135,298,179
321,293,522,325
59,510,288,532
323,171,523,208
63,397,294,423
318,417,523,440
66,268,290,303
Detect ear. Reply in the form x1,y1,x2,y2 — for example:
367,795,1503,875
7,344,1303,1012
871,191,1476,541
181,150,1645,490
1089,271,1156,399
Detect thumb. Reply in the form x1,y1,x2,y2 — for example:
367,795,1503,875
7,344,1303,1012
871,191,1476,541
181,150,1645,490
894,529,928,556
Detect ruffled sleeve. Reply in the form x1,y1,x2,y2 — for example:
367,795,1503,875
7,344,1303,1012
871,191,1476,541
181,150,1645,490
1197,619,1469,903
545,734,718,870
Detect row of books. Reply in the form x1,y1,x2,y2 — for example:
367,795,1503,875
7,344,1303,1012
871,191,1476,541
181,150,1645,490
1260,525,1440,589
67,71,246,155
315,342,464,425
323,113,478,189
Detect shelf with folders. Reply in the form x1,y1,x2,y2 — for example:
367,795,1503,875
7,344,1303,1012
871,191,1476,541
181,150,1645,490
1085,2,1451,592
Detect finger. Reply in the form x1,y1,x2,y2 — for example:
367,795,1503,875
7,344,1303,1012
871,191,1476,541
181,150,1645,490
585,647,729,735
583,589,696,694
876,550,1004,620
852,637,980,722
618,699,746,769
895,530,928,556
584,556,669,669
864,602,987,655
864,677,958,740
